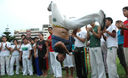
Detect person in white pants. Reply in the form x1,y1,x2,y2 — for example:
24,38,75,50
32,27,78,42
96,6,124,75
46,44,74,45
101,36,108,74
49,52,62,78
20,37,33,76
48,1,105,30
87,22,106,78
9,39,20,75
103,17,119,78
0,36,11,75
47,27,62,78
47,1,106,63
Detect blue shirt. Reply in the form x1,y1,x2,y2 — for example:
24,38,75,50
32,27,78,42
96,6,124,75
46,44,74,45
118,29,124,45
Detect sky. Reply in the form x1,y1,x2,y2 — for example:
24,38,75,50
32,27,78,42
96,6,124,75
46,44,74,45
0,0,128,35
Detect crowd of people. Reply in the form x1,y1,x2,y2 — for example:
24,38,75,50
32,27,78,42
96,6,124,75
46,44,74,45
0,3,128,78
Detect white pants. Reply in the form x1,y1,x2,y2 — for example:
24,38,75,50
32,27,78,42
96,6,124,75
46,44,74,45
48,52,54,74
63,54,74,68
49,52,62,77
51,2,104,30
124,48,128,66
89,47,106,78
10,55,20,75
0,56,10,75
22,56,33,75
107,47,119,78
101,41,108,73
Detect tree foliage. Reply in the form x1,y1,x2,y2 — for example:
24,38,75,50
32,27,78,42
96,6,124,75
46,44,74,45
0,31,15,42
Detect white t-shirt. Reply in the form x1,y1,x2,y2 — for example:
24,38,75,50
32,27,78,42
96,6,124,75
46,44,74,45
20,43,32,57
0,42,11,56
74,30,87,47
11,45,20,56
105,25,118,48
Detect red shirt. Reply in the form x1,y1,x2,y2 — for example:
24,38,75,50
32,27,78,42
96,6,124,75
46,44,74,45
123,20,128,47
48,35,54,52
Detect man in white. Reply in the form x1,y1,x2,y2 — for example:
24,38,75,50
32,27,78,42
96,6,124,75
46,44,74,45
47,2,106,63
48,1,105,30
103,17,119,78
0,36,11,75
20,37,33,75
9,39,20,75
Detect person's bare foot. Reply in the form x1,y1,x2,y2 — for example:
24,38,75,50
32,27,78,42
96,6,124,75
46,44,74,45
43,75,48,78
126,74,128,78
69,75,73,78
65,74,69,78
43,72,48,78
40,74,44,77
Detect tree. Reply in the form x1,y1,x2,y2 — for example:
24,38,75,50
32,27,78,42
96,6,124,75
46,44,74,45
2,31,15,42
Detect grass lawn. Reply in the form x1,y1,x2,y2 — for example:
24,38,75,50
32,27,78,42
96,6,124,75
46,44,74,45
0,58,127,78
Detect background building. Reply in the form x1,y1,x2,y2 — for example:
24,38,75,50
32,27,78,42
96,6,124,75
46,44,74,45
42,24,50,40
14,24,51,40
14,28,43,40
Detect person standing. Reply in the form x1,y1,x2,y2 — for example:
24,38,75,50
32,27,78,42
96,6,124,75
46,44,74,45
33,37,43,76
47,27,54,75
87,22,106,78
100,36,108,74
122,6,128,74
20,37,33,76
63,35,75,78
30,38,36,74
115,20,128,76
37,33,49,77
103,17,119,78
47,27,62,78
9,39,20,75
20,34,26,72
73,28,87,78
0,36,11,75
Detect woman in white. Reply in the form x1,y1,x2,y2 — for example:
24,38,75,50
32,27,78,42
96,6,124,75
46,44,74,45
9,39,20,75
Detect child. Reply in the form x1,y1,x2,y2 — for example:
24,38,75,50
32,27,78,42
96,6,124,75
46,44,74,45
20,37,33,75
33,37,43,76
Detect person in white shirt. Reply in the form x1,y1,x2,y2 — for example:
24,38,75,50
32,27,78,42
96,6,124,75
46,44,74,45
20,37,33,76
103,17,119,78
73,28,87,78
9,39,21,75
0,36,11,75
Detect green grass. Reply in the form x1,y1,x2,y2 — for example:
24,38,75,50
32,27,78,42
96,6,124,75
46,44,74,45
0,58,127,78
